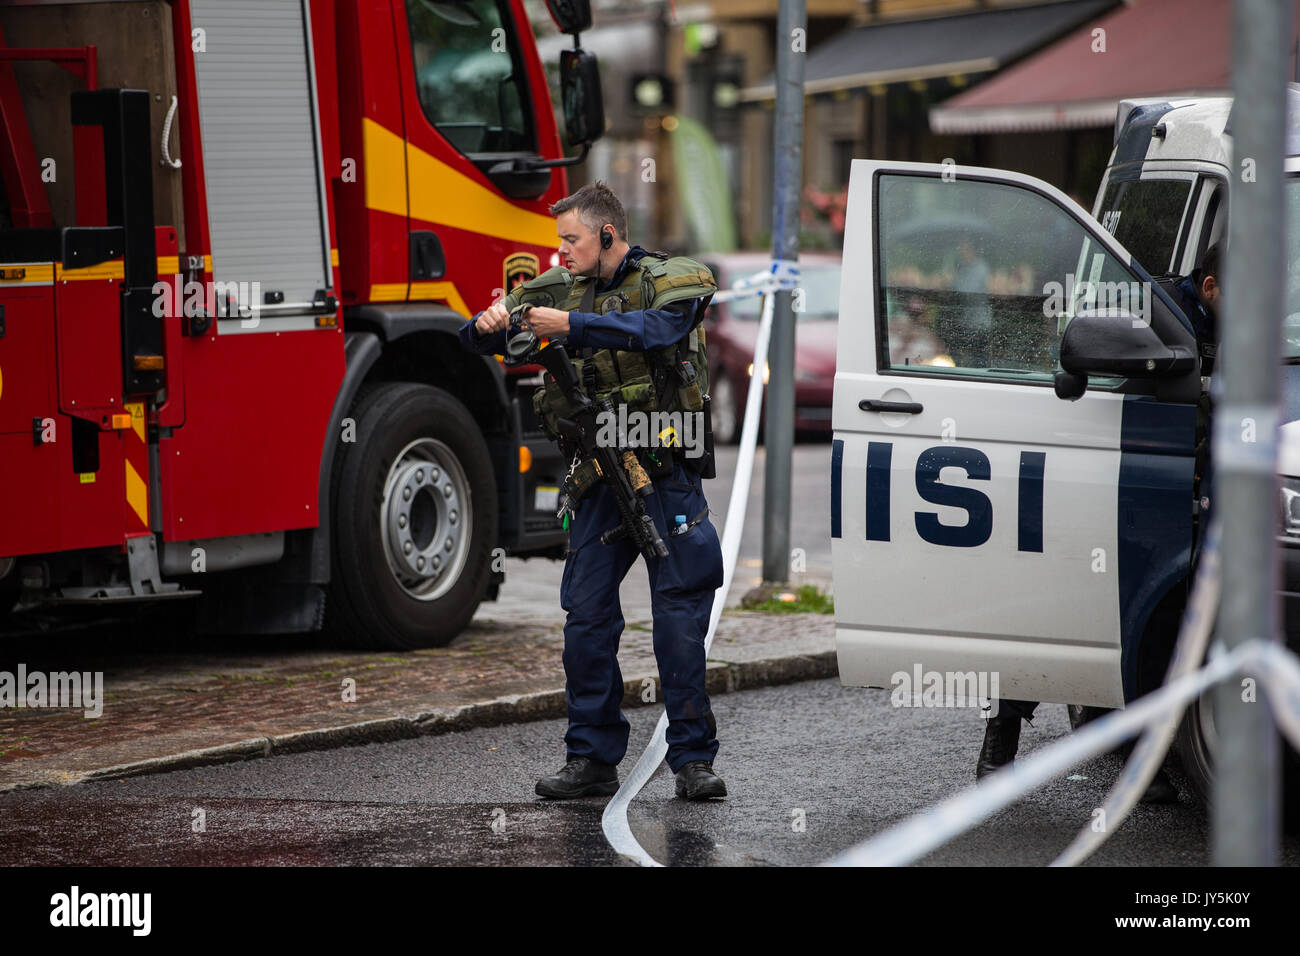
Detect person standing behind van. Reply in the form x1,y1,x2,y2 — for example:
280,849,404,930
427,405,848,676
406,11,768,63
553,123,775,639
973,246,1223,803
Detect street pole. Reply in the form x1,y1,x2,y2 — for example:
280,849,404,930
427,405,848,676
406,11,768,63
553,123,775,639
1212,0,1287,866
762,0,805,587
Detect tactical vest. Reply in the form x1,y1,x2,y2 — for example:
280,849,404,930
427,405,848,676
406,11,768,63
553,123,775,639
503,253,716,492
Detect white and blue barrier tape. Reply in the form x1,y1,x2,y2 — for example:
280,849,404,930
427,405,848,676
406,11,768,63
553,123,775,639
1052,520,1221,866
825,640,1300,867
710,258,800,304
824,512,1300,867
601,262,788,866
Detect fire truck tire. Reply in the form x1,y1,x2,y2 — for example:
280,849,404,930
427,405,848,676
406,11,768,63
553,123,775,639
328,382,497,649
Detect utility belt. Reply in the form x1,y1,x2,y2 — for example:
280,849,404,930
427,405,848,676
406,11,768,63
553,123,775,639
537,338,716,511
560,430,714,511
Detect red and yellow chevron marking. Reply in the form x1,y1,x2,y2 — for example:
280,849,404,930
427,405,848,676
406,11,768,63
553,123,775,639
123,402,149,533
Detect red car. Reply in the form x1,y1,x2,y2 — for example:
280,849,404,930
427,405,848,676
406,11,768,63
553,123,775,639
699,252,840,443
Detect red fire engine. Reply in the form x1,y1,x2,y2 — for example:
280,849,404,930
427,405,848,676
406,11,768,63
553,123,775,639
0,0,606,648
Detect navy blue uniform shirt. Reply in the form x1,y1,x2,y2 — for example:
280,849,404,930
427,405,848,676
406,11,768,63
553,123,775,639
1174,275,1218,374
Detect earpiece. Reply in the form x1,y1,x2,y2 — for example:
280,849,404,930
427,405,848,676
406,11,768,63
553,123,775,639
601,229,613,250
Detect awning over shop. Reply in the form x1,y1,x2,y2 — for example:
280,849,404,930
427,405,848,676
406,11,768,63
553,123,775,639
740,0,1116,102
930,0,1300,135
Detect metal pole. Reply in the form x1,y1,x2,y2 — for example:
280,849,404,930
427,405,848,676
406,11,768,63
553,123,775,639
1212,0,1287,866
762,0,804,585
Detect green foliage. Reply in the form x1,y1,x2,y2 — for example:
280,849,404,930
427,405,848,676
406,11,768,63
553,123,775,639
747,584,834,614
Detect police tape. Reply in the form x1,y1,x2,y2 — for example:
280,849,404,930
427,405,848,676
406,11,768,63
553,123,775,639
710,258,800,303
600,271,780,867
1052,519,1221,866
824,638,1300,868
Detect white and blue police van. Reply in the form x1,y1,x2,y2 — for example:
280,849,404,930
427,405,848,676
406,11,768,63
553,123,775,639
831,92,1300,807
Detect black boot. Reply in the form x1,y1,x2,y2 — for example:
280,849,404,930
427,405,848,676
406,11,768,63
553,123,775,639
535,756,619,799
1139,767,1178,804
675,760,727,800
976,716,1022,779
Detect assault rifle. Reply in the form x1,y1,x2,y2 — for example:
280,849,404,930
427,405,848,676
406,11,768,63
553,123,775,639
504,304,668,559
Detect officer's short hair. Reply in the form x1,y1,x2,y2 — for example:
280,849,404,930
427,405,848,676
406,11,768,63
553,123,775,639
1196,242,1221,282
550,181,627,241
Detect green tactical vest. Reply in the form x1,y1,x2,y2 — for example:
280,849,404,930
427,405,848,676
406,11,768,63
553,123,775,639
502,253,717,460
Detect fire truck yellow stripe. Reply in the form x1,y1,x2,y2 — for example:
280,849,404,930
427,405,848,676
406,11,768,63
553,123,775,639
369,283,407,301
364,118,409,219
361,118,558,249
127,402,145,444
406,142,557,247
368,281,473,315
0,263,54,284
409,281,470,317
125,459,148,528
56,261,125,281
3,257,221,284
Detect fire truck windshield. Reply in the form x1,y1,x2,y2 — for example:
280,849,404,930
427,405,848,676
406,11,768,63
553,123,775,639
407,0,537,157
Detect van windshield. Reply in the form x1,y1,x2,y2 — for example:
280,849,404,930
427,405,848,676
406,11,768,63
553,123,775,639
1096,177,1192,276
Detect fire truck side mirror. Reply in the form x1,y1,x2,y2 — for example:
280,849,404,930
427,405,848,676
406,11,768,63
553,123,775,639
545,0,592,35
560,48,604,147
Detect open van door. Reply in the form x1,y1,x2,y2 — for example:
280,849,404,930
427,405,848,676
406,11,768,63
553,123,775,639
831,161,1200,708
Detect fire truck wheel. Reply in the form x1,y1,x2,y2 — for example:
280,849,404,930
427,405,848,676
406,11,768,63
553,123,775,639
328,382,496,649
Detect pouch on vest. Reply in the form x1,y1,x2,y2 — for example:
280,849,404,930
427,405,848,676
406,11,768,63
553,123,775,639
563,458,601,505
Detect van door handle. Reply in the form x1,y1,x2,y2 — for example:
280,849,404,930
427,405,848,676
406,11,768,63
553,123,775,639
859,399,923,414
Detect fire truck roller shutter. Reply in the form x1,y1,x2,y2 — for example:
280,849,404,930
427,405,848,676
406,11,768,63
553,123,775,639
189,0,332,326
326,382,497,649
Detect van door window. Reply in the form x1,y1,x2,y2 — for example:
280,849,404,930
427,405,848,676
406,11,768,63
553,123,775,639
876,173,1137,384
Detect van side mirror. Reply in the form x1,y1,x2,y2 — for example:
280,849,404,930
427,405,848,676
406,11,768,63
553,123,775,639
1059,311,1196,379
1054,370,1088,401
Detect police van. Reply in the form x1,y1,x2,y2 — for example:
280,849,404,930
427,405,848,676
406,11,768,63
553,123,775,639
831,92,1300,806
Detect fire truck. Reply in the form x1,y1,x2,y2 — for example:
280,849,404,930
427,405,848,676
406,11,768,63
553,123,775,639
0,0,606,648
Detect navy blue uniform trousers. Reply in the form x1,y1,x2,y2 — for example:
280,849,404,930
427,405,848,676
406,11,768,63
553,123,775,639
560,462,723,773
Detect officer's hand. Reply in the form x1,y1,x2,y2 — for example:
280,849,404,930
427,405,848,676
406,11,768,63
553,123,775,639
524,306,571,338
476,301,511,336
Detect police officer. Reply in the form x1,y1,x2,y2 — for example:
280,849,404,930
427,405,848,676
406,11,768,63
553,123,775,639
1172,242,1222,513
458,182,727,801
1173,242,1222,375
974,246,1224,803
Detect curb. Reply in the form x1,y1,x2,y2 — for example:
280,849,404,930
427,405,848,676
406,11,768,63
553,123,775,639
0,650,837,794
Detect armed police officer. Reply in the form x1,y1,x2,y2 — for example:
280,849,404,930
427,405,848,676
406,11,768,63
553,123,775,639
458,182,727,801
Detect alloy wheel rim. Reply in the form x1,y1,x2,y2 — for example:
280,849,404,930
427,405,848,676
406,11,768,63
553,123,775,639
379,438,473,601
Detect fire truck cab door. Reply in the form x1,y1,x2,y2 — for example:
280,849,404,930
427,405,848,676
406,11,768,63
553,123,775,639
189,0,333,328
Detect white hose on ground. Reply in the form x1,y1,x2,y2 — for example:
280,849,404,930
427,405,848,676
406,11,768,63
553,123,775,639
601,282,779,866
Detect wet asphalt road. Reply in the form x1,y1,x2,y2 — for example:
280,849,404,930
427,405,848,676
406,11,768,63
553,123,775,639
4,677,1296,867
